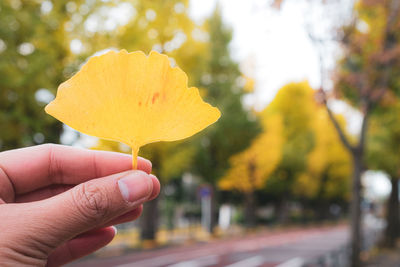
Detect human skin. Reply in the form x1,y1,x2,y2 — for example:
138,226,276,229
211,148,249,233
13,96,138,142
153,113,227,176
0,144,160,266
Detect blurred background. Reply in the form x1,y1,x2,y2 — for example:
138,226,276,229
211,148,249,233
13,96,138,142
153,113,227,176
1,0,400,266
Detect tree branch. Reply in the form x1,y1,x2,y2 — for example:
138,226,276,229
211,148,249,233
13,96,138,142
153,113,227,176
324,99,355,152
357,101,370,153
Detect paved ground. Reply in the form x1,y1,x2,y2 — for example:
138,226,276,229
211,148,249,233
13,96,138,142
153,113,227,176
69,225,349,267
364,249,400,267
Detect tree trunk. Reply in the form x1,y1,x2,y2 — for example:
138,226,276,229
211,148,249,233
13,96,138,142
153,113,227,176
276,198,289,224
383,176,399,247
140,149,161,244
316,173,329,221
244,191,256,228
324,103,369,267
316,201,329,221
140,196,159,244
207,186,217,234
350,153,363,267
244,160,256,228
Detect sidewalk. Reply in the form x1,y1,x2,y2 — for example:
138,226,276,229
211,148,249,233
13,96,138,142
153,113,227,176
364,248,400,266
69,225,349,267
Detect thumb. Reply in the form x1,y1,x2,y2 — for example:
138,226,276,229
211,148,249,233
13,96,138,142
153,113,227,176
33,170,153,247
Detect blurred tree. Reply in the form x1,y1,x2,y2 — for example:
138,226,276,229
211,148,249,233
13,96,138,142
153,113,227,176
243,75,256,93
77,0,209,85
0,0,114,150
191,7,261,232
295,107,351,219
138,141,196,244
325,1,400,264
262,81,316,222
0,0,81,150
219,115,283,227
273,0,400,264
367,101,400,247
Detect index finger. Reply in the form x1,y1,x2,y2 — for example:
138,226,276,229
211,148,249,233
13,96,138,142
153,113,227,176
0,144,151,199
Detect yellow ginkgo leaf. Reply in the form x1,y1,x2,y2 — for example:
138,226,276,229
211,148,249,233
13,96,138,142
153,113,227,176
45,50,221,168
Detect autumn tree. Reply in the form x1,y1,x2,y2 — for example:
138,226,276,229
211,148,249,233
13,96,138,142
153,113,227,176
367,100,400,247
294,107,351,219
219,115,283,227
191,7,261,232
323,1,400,265
273,0,400,264
77,0,209,84
0,0,84,150
261,82,316,222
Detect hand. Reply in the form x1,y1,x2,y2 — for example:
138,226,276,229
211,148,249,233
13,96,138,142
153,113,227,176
0,144,160,267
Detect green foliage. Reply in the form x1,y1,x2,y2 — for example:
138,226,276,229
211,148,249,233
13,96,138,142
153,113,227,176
367,101,400,178
0,0,79,150
192,8,261,184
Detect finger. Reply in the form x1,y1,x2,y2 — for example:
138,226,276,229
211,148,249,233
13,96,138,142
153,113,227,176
73,207,143,239
15,184,75,203
15,174,160,203
29,170,159,249
0,144,151,200
99,175,159,227
47,226,116,267
99,205,143,228
100,176,157,227
149,174,161,201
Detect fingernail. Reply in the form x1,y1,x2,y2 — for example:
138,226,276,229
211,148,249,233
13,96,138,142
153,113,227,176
148,174,160,200
112,226,118,235
118,171,152,202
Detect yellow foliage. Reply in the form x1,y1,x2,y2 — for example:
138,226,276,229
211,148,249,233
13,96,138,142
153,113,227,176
262,81,316,138
259,81,350,200
295,106,352,199
243,75,255,93
46,50,220,168
219,115,284,193
293,173,320,198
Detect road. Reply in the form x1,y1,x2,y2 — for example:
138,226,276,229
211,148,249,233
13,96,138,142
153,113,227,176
69,225,349,267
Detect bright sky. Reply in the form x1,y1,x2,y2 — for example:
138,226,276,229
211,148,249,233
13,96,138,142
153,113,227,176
189,0,321,110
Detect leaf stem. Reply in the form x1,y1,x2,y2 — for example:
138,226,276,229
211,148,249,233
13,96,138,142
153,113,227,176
132,146,139,169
